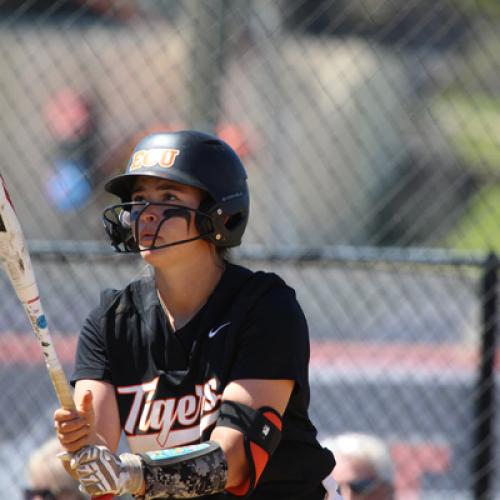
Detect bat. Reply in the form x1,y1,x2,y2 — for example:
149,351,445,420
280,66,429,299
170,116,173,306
0,175,113,500
0,174,75,410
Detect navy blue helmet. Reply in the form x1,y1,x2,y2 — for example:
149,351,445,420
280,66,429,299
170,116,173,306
103,130,250,252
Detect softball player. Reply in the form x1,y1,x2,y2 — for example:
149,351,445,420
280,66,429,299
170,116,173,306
53,130,336,499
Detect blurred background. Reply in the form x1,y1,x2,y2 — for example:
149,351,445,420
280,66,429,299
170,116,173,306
0,1,499,498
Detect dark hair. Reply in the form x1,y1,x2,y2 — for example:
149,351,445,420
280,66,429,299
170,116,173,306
216,246,231,262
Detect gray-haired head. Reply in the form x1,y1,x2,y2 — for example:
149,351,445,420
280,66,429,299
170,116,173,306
324,432,394,484
26,437,87,499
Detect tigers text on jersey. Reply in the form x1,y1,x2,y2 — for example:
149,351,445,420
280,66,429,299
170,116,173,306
72,262,335,499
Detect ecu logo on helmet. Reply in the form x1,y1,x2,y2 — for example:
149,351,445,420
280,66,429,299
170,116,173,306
129,148,180,171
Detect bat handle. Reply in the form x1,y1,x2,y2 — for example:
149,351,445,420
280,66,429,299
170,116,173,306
49,366,77,411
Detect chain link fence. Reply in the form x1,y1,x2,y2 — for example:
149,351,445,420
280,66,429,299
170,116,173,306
0,1,499,498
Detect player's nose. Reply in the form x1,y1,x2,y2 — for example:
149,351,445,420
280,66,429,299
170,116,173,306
136,204,162,223
142,211,157,223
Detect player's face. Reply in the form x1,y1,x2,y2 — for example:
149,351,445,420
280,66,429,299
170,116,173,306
129,176,206,263
333,458,392,500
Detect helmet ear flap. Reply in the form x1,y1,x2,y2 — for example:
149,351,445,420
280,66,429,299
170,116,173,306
195,195,248,247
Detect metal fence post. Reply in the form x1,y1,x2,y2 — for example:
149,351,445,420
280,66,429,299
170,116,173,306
186,0,228,132
473,252,498,500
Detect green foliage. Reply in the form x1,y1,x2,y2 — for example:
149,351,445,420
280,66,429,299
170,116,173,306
433,91,500,251
446,184,500,251
455,0,500,17
431,93,500,173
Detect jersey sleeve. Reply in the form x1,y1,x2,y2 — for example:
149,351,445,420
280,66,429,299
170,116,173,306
71,302,112,385
228,286,310,387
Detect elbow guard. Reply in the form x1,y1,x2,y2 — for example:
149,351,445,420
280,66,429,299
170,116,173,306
140,441,227,499
217,400,283,497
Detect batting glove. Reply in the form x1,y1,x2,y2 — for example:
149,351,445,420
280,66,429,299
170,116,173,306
70,445,144,497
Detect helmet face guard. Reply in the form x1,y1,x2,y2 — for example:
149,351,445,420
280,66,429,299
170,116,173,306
102,130,249,253
102,201,215,253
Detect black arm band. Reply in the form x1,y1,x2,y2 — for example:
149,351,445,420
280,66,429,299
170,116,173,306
217,400,283,497
139,441,227,499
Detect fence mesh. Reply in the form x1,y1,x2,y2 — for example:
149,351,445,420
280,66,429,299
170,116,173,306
0,1,499,499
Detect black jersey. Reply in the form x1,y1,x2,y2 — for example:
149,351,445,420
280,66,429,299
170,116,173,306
72,262,335,499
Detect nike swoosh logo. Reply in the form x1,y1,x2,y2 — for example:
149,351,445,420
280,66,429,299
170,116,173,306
208,321,231,338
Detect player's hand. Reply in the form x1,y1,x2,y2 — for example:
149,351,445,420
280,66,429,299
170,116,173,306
54,390,95,452
69,445,144,497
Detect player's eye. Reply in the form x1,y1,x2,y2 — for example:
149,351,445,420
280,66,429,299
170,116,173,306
163,193,178,202
131,194,145,202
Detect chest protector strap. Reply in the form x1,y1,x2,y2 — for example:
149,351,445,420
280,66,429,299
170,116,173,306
217,400,283,497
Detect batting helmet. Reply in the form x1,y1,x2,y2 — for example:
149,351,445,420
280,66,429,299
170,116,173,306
102,130,250,252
